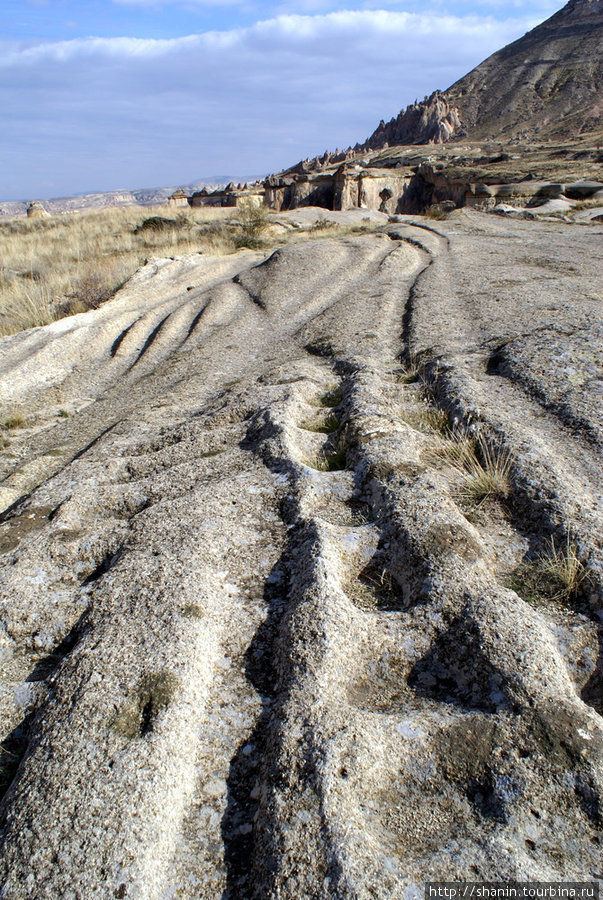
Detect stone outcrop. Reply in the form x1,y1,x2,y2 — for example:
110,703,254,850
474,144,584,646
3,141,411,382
168,189,189,208
363,91,462,150
225,154,603,217
190,184,264,208
26,201,49,219
270,0,602,200
262,167,416,214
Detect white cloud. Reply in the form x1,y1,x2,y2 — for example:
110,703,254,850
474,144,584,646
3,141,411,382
1,10,538,198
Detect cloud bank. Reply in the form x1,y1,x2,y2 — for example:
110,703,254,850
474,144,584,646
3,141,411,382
1,10,538,199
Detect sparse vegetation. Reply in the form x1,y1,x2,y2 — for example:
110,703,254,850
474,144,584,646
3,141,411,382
299,413,340,434
2,414,25,430
112,671,180,740
0,204,383,337
310,216,336,231
456,434,513,506
424,203,449,220
427,428,478,467
354,563,400,609
0,205,236,337
507,536,592,606
312,386,343,409
402,405,451,435
395,354,422,384
235,199,269,249
304,444,347,472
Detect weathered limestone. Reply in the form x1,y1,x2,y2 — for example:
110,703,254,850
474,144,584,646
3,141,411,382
190,185,264,208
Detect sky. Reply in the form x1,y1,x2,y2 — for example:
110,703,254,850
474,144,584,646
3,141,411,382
0,0,565,200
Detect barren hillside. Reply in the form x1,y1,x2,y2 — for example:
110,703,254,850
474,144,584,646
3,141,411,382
445,0,603,140
0,207,601,897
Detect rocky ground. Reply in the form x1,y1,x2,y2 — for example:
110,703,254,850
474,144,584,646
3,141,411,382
0,208,601,898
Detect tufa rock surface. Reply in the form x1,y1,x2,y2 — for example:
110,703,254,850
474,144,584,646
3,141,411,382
0,208,601,897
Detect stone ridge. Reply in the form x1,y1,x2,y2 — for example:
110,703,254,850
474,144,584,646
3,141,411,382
362,91,463,150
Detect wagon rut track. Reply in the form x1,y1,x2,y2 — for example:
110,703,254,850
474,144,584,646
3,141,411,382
0,210,601,898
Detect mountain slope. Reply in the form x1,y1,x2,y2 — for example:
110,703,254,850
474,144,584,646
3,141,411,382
445,0,602,139
360,0,602,150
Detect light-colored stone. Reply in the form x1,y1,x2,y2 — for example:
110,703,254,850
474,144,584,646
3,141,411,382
0,210,601,897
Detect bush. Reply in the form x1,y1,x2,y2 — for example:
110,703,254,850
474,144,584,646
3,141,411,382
133,216,179,234
235,200,269,248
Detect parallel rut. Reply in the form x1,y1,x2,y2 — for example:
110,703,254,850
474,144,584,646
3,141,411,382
0,214,601,898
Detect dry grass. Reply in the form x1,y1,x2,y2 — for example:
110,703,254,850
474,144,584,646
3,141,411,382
0,205,382,337
507,536,591,606
235,199,270,249
535,537,590,602
427,428,512,506
395,352,422,384
302,425,348,472
303,445,347,472
299,413,340,434
427,428,477,467
424,204,449,220
2,414,25,430
456,434,513,506
309,216,337,232
309,386,343,409
0,205,236,337
402,405,451,435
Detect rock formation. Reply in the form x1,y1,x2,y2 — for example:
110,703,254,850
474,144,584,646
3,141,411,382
0,208,601,897
444,0,603,141
168,188,189,208
362,91,463,150
266,0,602,206
26,201,49,219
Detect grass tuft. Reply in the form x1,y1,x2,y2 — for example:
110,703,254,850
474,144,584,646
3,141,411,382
402,405,451,435
424,204,449,220
309,386,343,409
310,216,336,232
456,434,513,506
396,352,423,384
2,414,25,430
299,413,340,434
507,536,591,606
304,445,347,472
427,428,478,467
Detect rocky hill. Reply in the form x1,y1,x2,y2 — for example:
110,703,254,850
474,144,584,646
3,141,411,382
291,0,602,170
445,0,603,141
362,91,462,151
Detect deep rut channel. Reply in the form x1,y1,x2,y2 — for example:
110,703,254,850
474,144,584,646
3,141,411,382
0,212,601,897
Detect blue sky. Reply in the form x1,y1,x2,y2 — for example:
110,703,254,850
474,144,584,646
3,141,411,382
0,0,564,200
